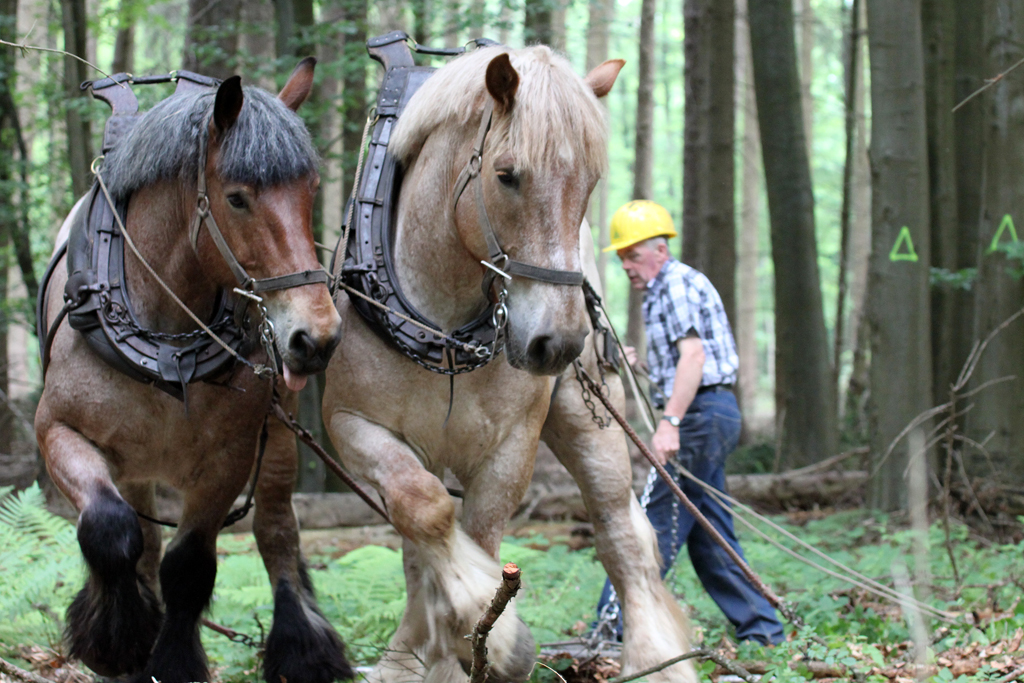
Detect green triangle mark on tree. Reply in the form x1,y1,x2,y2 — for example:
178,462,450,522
987,214,1020,254
889,226,919,262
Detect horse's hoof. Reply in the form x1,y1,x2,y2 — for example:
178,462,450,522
263,578,354,683
485,617,536,683
66,576,161,676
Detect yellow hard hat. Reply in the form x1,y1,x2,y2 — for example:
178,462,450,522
603,200,677,252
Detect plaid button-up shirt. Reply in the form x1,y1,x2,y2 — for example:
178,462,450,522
643,258,739,405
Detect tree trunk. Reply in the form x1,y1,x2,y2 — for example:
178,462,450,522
627,0,657,356
964,0,1024,483
0,0,17,454
184,0,241,79
60,0,93,197
111,0,134,74
239,0,276,90
443,0,459,47
749,0,837,469
551,2,566,51
342,0,367,202
794,0,814,153
524,0,552,46
586,0,613,290
834,0,861,397
412,0,431,43
736,0,761,437
950,0,983,454
952,0,982,301
922,0,960,410
865,0,933,510
682,0,736,322
843,0,871,428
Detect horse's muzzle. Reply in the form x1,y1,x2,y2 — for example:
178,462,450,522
285,326,342,376
519,328,587,376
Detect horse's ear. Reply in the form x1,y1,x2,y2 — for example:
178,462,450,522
213,76,244,135
485,53,519,114
584,59,625,98
279,56,317,112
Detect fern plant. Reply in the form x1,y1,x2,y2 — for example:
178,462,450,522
0,484,82,655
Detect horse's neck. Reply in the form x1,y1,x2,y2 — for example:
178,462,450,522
122,182,219,333
394,144,489,332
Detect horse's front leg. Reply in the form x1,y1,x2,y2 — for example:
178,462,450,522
456,438,540,682
36,418,162,678
255,389,353,683
542,363,697,683
138,441,256,683
326,414,533,683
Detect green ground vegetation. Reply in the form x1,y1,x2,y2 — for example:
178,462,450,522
1,485,1022,682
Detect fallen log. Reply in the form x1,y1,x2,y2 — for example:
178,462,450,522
726,469,868,511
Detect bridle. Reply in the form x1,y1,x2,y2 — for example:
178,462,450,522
189,112,330,297
450,99,585,323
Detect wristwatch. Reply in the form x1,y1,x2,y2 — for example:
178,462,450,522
661,415,681,427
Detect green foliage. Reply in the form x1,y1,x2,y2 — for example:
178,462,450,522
931,267,980,291
995,241,1024,279
4,486,1024,683
0,485,82,654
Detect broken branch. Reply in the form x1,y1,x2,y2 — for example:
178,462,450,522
470,563,522,683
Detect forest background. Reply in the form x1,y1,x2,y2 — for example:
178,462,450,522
0,0,1020,514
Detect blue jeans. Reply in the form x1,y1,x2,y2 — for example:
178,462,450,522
595,389,784,645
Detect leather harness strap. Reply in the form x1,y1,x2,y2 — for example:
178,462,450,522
451,99,585,299
189,113,330,294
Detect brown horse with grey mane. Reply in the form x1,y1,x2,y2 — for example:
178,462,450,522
35,61,349,683
264,45,696,682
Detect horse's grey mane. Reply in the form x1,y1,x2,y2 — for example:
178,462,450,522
103,85,318,202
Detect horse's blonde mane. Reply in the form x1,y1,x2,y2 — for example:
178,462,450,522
390,45,608,176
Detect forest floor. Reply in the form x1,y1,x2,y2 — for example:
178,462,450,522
1,485,1023,682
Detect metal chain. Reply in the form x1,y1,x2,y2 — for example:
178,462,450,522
572,359,612,429
101,299,235,342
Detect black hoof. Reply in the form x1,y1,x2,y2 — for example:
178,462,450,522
264,578,354,683
132,618,207,683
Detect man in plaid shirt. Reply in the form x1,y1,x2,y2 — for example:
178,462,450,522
594,201,783,645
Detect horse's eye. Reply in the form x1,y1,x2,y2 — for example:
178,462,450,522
496,171,520,190
226,193,247,210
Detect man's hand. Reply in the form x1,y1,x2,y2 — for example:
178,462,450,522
651,419,680,466
622,345,638,369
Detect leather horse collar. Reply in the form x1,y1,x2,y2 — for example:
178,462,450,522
38,70,328,400
335,32,584,376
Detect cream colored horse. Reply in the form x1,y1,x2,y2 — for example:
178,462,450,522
264,46,695,682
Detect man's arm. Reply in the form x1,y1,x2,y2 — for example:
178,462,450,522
651,335,705,465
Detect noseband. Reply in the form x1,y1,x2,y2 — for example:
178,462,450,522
189,113,329,296
450,99,586,303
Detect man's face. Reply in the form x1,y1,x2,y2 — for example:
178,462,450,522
617,241,667,289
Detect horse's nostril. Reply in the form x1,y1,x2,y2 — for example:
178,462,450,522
527,335,553,365
289,330,317,362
